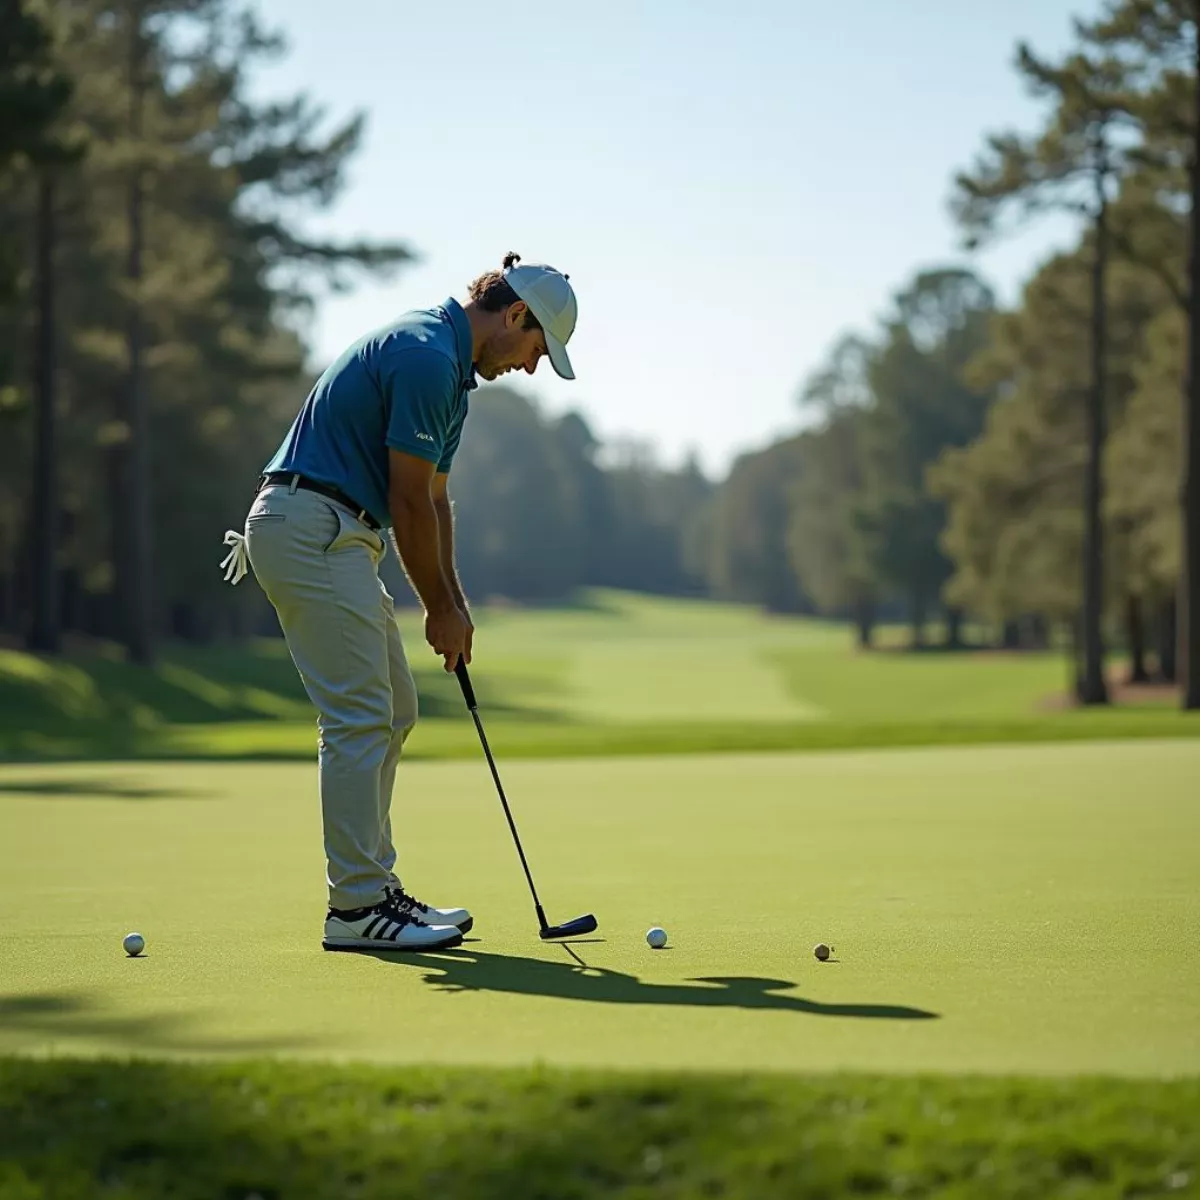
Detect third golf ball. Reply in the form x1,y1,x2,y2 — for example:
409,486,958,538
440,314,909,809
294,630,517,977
123,932,145,957
646,927,668,949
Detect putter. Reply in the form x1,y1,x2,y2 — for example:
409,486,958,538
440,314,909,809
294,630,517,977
455,658,598,941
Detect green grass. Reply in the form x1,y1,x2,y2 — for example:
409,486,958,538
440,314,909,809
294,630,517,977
2,638,1198,1196
2,1059,1197,1199
3,742,1197,1074
1,590,1196,761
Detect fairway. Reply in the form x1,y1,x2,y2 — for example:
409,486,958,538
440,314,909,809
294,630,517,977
2,740,1197,1076
6,590,1198,764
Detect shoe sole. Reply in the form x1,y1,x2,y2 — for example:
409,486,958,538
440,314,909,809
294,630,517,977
321,930,464,953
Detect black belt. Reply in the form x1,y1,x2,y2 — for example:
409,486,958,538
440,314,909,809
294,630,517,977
258,472,381,532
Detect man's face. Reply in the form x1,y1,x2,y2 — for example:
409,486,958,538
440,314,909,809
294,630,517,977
475,303,549,381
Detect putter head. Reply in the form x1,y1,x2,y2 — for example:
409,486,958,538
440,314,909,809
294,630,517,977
539,914,598,940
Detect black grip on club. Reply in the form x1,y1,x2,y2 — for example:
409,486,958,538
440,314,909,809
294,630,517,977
455,658,477,709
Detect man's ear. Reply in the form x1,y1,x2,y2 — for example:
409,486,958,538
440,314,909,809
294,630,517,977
505,301,527,329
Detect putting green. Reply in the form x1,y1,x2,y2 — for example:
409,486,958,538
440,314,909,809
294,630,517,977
1,741,1196,1075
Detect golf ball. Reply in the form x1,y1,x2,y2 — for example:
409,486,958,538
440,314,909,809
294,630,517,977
123,932,145,957
646,927,668,949
813,942,831,961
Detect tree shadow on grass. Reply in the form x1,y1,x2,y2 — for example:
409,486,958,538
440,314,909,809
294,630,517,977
0,991,314,1055
367,948,939,1020
0,778,198,800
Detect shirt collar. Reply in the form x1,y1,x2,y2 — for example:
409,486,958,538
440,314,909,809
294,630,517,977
441,297,477,392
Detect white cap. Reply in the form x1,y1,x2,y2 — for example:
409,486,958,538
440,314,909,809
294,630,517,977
503,261,578,380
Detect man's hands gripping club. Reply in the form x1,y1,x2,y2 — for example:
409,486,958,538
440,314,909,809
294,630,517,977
425,603,473,673
389,449,474,672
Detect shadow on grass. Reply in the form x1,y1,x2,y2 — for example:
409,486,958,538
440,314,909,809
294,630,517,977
0,778,197,800
0,638,579,763
369,948,938,1020
409,657,577,723
0,992,314,1056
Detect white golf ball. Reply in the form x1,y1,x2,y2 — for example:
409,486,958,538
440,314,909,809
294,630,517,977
123,932,145,957
646,926,668,949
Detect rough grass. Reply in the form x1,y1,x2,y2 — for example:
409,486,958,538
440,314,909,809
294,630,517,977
1,1059,1197,1199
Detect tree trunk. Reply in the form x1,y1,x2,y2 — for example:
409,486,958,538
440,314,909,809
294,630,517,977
107,432,129,643
1157,594,1178,683
1028,613,1050,650
1068,616,1083,700
122,9,154,665
1183,23,1200,709
910,590,926,650
1078,148,1110,706
170,600,215,643
944,606,964,649
854,595,874,649
1125,594,1149,684
60,564,81,637
0,568,14,637
27,170,60,655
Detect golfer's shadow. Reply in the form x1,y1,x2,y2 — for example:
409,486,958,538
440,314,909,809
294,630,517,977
369,947,938,1020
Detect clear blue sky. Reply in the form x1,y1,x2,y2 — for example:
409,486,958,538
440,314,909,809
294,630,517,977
248,0,1097,478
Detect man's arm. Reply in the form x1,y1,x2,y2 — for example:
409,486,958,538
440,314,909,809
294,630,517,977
431,471,468,612
388,449,457,615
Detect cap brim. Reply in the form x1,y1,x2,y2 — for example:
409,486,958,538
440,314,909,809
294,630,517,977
546,332,575,380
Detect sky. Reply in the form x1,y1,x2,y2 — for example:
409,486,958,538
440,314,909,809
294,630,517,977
246,0,1099,479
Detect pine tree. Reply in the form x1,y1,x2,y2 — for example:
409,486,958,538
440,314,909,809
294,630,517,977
954,43,1135,702
12,0,413,654
1077,0,1200,706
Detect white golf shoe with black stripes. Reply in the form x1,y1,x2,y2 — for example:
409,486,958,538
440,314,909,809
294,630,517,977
322,889,464,953
385,885,473,935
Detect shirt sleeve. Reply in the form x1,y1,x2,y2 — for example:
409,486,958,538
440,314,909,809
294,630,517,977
437,407,466,474
382,346,458,465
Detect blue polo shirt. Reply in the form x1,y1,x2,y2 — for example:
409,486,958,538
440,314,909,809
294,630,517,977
263,297,477,528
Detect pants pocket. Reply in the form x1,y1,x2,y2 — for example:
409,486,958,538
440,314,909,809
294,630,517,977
319,500,385,561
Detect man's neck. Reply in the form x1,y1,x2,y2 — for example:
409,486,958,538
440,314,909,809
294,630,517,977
461,298,493,365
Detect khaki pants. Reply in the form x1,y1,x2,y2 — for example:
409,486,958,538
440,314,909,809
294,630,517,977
243,480,418,911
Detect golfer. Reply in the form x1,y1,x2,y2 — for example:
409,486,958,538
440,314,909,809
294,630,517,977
220,253,578,952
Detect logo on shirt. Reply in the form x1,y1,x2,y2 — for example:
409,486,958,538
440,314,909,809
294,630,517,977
415,431,435,442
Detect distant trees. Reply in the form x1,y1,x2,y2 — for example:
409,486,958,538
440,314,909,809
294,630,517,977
447,393,712,605
854,270,997,648
713,267,996,646
0,0,409,656
786,337,876,645
705,437,809,614
698,0,1198,714
937,0,1197,705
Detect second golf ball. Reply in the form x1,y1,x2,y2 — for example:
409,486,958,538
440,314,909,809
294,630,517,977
646,927,668,949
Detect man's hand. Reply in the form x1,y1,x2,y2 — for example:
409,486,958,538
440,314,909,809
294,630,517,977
425,603,474,672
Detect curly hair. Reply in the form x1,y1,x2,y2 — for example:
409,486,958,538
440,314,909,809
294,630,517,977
467,252,541,330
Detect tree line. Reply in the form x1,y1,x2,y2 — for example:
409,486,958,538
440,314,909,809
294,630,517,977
695,0,1200,711
1,0,1197,711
